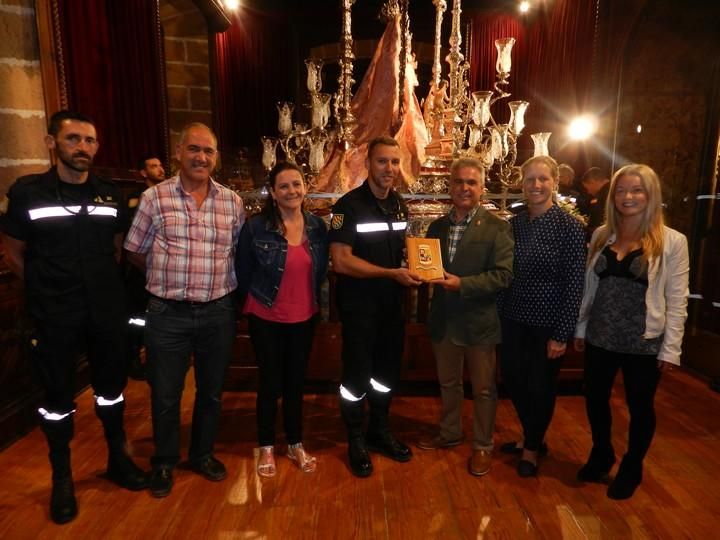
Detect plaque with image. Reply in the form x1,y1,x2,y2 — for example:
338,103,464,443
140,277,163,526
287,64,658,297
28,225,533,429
406,237,444,281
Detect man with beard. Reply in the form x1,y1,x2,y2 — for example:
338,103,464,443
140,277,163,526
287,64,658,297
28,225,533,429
329,136,422,477
0,110,148,525
124,122,244,497
124,155,166,380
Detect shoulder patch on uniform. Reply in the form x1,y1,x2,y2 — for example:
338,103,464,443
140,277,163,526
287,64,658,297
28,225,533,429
331,214,344,229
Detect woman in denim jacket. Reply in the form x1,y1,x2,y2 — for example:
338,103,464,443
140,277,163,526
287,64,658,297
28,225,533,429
235,162,328,477
574,164,689,500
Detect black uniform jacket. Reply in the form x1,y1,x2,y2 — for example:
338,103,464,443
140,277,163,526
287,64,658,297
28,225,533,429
328,180,408,302
2,167,126,323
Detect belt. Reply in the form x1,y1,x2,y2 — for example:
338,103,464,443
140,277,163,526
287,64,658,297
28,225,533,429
151,294,229,307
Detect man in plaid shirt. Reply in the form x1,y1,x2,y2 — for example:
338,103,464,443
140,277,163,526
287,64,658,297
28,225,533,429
124,122,244,497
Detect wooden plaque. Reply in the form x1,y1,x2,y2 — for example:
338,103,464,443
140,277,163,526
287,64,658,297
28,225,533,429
406,237,444,281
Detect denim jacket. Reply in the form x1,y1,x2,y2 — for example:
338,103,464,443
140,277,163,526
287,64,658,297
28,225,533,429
235,211,329,308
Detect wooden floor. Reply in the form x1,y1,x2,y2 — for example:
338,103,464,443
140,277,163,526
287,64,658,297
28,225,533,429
1,369,720,539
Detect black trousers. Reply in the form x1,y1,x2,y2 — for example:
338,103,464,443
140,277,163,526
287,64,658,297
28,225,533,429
337,291,405,438
584,343,661,465
500,318,562,452
337,292,405,398
248,314,317,447
31,310,127,414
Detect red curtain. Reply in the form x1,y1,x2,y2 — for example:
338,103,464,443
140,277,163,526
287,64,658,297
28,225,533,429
57,0,168,169
212,6,294,154
467,0,598,165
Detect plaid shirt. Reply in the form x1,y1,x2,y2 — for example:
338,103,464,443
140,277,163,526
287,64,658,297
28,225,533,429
124,176,245,302
447,206,478,262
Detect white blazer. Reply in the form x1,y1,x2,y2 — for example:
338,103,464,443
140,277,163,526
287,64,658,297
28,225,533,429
575,225,689,365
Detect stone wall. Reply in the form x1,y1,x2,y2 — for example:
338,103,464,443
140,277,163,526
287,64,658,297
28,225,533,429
160,0,211,158
613,1,720,236
0,0,49,197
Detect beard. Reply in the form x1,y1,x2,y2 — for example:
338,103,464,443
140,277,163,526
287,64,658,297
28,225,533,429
58,151,93,173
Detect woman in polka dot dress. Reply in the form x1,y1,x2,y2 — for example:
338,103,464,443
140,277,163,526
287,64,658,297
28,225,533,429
499,155,586,477
574,164,689,499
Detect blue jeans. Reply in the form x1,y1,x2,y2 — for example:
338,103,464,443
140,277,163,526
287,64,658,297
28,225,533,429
145,294,236,467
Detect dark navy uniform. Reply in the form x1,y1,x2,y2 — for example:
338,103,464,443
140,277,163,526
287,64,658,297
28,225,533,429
2,167,128,414
329,179,409,449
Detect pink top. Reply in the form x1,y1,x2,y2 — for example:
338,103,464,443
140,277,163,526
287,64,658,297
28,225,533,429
243,240,317,323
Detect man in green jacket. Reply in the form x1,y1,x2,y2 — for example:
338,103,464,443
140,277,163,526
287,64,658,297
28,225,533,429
417,157,514,477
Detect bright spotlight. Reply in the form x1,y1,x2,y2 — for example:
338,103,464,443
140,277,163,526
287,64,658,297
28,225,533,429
568,115,597,141
519,2,531,13
224,0,239,10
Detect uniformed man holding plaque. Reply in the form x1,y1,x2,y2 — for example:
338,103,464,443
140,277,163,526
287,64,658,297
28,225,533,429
329,136,421,477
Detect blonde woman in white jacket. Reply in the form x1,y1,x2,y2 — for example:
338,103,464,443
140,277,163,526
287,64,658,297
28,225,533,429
574,164,689,500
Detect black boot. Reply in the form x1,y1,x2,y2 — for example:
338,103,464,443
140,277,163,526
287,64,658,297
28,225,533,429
41,416,77,525
366,390,412,463
577,446,616,483
607,457,643,500
95,400,149,490
340,394,373,477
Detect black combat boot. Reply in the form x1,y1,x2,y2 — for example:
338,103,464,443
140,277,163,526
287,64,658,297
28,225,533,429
41,415,77,525
95,399,149,490
340,394,372,477
366,389,412,462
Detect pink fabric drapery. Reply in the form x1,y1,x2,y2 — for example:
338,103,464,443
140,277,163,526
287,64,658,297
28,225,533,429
313,16,428,192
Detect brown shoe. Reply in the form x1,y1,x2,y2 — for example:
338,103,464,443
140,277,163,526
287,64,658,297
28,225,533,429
468,449,492,476
416,434,463,450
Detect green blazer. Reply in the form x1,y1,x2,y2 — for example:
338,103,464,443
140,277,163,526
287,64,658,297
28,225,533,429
426,206,514,346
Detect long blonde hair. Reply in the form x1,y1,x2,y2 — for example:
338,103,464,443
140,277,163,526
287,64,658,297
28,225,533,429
590,163,665,262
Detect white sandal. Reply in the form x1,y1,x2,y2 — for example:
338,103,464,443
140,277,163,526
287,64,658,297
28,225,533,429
256,446,276,478
287,443,317,473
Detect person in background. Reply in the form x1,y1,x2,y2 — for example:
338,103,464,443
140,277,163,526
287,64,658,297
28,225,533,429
579,167,611,241
0,110,148,524
124,122,244,498
329,136,421,477
417,157,514,478
574,164,689,500
558,163,580,199
499,155,586,477
236,162,328,477
125,155,166,380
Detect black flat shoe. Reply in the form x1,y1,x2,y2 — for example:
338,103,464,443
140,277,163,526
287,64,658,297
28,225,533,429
190,456,227,482
150,467,173,498
517,459,538,477
607,460,642,500
500,440,548,457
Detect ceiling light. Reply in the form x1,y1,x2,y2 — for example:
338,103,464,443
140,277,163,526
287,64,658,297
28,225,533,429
568,115,597,141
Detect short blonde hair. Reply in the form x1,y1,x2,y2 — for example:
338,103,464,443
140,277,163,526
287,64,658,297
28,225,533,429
520,155,559,181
